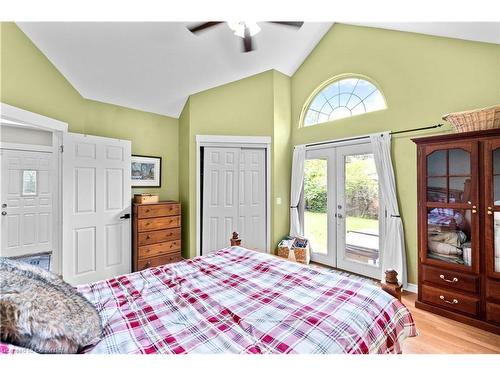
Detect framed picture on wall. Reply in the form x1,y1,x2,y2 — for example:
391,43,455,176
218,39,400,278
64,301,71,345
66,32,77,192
131,155,162,187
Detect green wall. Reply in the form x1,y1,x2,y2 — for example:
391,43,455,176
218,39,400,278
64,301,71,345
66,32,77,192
0,22,178,200
178,70,293,258
291,24,500,284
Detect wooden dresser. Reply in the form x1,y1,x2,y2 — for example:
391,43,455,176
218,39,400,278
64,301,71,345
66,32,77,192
413,129,500,335
132,201,182,272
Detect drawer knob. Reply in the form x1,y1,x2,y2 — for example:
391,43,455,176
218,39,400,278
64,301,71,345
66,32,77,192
439,274,458,283
439,295,459,305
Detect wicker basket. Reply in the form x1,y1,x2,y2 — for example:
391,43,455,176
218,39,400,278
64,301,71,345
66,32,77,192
442,104,500,133
276,238,310,264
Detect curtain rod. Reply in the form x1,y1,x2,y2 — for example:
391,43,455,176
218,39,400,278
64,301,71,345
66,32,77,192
305,123,444,148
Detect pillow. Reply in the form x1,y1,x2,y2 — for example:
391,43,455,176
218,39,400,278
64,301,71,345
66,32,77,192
0,257,102,354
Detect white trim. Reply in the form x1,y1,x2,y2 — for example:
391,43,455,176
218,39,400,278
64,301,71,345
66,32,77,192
196,135,271,145
195,135,272,257
405,283,418,294
0,103,67,275
1,103,68,133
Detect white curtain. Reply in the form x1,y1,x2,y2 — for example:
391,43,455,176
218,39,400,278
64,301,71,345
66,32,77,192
290,145,306,237
370,132,408,288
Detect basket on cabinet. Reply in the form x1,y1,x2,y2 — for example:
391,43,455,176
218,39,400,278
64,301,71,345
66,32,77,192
442,104,500,133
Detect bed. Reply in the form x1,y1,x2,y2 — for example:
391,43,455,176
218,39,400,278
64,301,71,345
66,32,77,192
1,241,416,354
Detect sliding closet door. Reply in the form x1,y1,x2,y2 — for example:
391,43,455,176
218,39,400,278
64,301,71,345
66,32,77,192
202,147,267,255
239,148,266,251
202,147,240,254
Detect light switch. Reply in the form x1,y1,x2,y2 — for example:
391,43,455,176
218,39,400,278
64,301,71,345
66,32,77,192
276,197,282,205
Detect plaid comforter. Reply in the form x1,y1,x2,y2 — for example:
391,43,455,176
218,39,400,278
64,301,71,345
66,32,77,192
1,247,416,354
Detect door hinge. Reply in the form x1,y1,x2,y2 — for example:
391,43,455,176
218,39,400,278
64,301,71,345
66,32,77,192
60,145,64,153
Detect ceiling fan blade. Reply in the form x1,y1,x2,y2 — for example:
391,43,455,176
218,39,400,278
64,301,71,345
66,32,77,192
242,27,253,52
188,22,224,34
269,21,304,28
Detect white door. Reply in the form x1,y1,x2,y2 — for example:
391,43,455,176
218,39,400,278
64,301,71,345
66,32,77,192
1,149,58,266
62,133,131,285
303,148,336,267
238,148,267,251
336,143,382,278
202,147,266,254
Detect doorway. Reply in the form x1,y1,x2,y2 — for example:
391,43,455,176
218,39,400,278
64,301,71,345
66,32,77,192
303,141,383,278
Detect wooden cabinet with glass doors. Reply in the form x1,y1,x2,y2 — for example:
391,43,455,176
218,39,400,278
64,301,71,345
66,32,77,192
414,129,500,334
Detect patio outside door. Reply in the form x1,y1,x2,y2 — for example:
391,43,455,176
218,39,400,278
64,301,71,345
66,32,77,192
303,141,383,278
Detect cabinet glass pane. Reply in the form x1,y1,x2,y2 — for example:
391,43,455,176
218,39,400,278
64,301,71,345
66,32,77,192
427,150,447,176
493,148,500,174
494,176,500,204
495,212,500,272
449,149,470,175
427,207,472,267
449,177,471,203
427,177,447,202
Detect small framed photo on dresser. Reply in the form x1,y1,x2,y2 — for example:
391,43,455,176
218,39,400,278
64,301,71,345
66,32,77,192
131,155,162,187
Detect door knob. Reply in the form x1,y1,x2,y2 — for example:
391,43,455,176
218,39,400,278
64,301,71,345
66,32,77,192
337,213,343,219
1,203,6,208
1,211,7,216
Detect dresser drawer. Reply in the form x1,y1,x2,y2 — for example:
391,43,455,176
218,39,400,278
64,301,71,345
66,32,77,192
138,240,181,259
137,203,180,219
137,228,181,246
421,285,480,317
138,216,180,232
137,253,183,271
486,302,500,325
421,265,479,294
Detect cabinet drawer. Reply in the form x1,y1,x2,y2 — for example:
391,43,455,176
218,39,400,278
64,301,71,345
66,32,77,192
138,240,181,259
138,228,181,246
138,216,180,232
421,285,480,317
422,265,479,294
137,253,183,271
486,302,500,325
137,203,180,219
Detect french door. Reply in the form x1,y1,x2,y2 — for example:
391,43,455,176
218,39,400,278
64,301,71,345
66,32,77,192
304,142,383,278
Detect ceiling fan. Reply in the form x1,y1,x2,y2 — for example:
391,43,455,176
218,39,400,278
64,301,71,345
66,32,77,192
187,21,304,52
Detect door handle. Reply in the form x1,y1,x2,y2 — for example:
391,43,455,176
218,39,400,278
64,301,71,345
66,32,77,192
120,213,131,219
1,211,6,216
337,213,343,219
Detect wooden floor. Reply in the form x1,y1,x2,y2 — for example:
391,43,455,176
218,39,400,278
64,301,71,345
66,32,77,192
401,292,500,354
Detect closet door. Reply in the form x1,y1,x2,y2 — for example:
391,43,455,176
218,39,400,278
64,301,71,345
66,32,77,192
239,148,266,251
202,147,240,254
202,147,267,255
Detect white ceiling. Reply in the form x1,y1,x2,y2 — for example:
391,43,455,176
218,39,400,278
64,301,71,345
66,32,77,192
17,22,332,117
17,22,500,118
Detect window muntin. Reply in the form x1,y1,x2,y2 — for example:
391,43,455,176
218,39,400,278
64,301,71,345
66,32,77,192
303,78,386,126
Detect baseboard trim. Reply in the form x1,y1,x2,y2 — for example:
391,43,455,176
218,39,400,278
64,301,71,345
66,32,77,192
405,283,418,294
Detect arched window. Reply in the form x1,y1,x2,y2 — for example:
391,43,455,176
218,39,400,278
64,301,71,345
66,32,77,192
302,76,386,126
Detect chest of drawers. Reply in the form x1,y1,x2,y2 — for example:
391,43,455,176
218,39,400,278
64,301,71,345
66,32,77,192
132,201,182,272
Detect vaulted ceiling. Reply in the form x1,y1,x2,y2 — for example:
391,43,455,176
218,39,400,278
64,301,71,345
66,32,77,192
17,22,500,118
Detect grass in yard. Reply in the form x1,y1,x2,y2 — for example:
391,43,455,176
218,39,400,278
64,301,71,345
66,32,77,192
304,211,378,252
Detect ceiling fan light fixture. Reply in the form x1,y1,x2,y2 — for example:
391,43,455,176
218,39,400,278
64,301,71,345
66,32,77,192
227,22,261,38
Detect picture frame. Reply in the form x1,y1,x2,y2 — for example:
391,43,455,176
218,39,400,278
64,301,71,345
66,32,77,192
131,155,162,187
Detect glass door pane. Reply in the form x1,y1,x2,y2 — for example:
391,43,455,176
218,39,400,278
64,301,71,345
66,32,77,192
304,159,328,254
336,143,381,278
424,145,476,271
303,148,335,267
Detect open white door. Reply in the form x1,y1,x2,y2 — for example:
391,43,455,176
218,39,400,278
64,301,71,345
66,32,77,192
62,133,131,285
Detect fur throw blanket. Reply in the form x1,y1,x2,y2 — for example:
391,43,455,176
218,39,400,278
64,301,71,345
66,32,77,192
0,257,102,353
